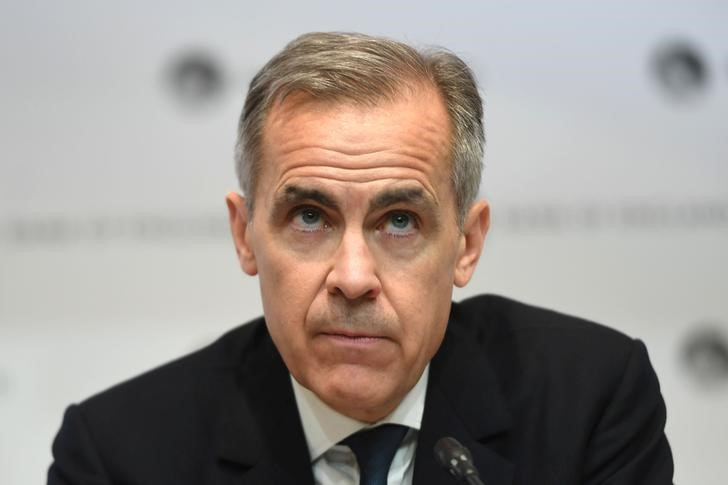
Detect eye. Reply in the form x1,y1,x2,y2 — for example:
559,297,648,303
291,207,328,232
381,211,417,237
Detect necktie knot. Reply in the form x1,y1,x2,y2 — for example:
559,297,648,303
342,424,409,485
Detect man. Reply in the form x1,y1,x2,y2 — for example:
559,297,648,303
48,32,673,484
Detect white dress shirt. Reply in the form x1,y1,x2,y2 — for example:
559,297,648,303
291,365,429,485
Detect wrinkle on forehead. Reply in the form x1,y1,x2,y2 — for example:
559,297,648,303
268,113,449,161
263,87,451,163
257,86,454,211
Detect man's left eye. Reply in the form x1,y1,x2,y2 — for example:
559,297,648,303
382,212,416,236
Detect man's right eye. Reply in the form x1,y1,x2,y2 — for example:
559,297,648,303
292,207,328,232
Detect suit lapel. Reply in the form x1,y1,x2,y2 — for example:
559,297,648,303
414,309,515,485
213,323,315,485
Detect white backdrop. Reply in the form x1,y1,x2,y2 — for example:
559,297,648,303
1,1,727,483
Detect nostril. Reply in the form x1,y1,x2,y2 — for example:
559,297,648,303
326,265,382,300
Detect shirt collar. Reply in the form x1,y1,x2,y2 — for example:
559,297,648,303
290,365,429,462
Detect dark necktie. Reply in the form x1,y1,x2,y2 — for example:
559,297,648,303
342,424,409,485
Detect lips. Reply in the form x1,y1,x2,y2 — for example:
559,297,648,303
312,327,396,366
308,306,397,352
316,327,392,345
321,328,386,340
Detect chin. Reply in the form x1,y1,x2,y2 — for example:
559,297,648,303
318,367,401,422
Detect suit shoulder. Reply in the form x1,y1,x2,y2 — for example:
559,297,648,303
51,319,275,482
451,294,642,386
451,295,661,427
453,293,633,348
78,318,267,413
446,299,672,482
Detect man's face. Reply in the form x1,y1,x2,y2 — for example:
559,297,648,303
227,86,488,422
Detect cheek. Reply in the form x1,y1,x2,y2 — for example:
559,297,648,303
386,235,459,341
380,241,458,306
257,253,332,387
256,249,327,335
382,264,454,355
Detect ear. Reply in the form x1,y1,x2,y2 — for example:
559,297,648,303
454,199,490,288
225,192,258,276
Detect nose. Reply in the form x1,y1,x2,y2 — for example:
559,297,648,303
325,229,381,300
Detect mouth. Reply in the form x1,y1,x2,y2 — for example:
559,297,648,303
313,328,396,364
317,326,393,348
321,330,386,342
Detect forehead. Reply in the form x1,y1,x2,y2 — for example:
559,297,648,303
256,88,454,206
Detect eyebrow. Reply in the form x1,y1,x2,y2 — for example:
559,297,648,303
274,185,341,213
368,187,438,213
272,184,439,221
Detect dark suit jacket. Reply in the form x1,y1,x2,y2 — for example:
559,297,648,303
48,295,673,484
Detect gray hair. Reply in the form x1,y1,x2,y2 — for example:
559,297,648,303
235,32,484,227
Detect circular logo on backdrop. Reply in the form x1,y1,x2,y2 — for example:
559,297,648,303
682,323,728,388
166,49,226,109
652,39,710,101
